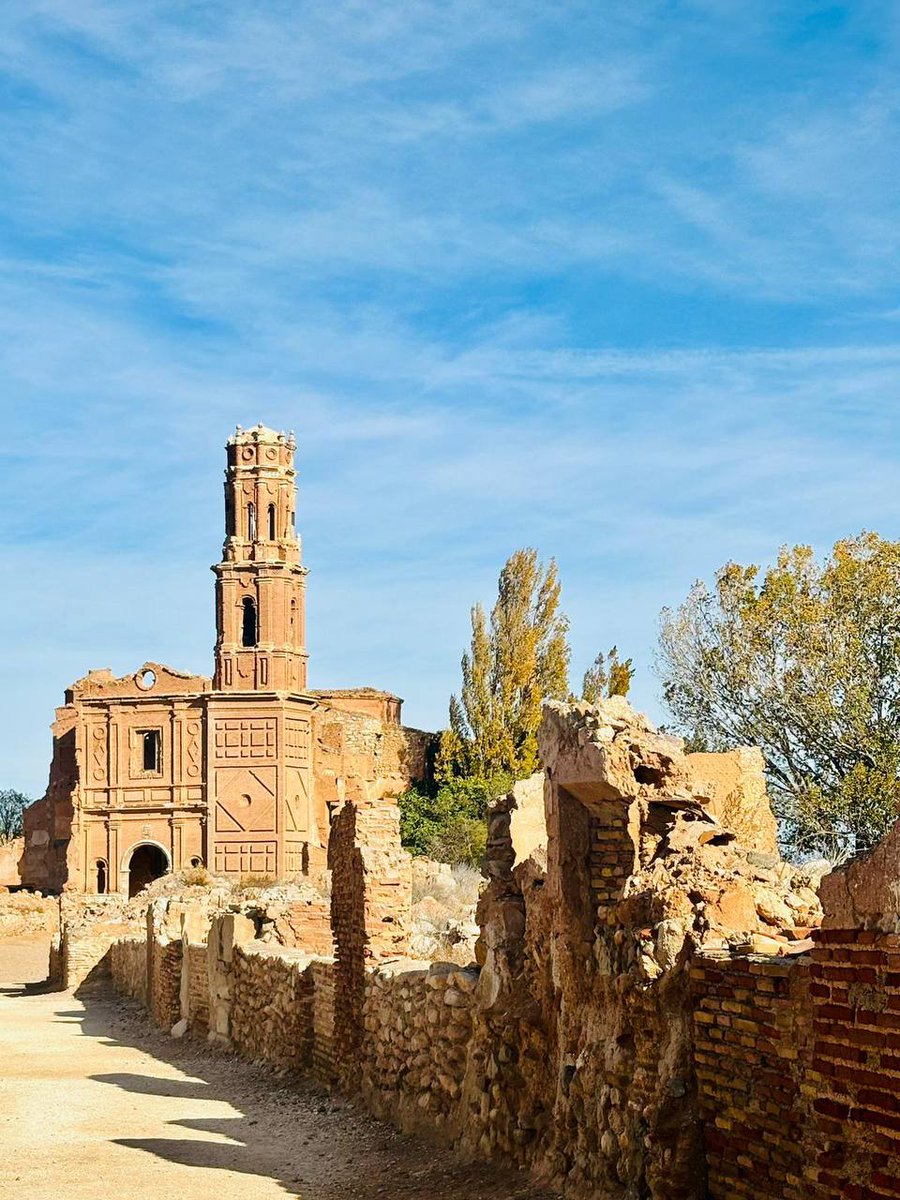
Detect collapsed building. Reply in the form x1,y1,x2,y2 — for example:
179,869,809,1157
51,695,900,1199
21,424,434,896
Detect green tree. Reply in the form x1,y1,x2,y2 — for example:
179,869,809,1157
398,774,509,867
440,549,571,780
0,790,29,842
658,532,900,859
581,646,634,703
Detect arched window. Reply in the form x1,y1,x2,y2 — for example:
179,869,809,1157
267,503,276,540
242,597,258,647
290,597,297,638
96,860,107,894
247,502,256,541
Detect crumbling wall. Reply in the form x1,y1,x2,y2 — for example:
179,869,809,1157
240,888,332,954
182,941,210,1031
146,899,184,1028
84,696,900,1199
360,959,477,1136
109,937,148,1003
328,796,412,1079
0,837,24,887
21,706,78,892
311,694,436,830
683,747,779,855
59,894,142,991
231,943,317,1071
0,890,58,939
310,958,337,1081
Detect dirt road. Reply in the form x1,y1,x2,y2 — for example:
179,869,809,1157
0,939,555,1200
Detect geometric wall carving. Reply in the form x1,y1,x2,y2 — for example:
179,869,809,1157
213,717,276,761
284,765,310,834
284,717,310,763
214,766,276,833
213,840,276,876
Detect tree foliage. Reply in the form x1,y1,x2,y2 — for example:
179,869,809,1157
398,774,509,867
581,646,634,703
440,549,571,780
0,790,29,842
658,532,900,860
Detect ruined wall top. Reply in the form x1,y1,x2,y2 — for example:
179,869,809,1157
818,816,900,930
538,695,778,854
66,662,211,702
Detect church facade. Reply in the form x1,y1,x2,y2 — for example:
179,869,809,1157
22,425,433,896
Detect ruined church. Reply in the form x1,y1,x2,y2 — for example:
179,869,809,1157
22,424,433,896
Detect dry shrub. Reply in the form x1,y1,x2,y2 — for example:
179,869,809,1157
179,866,213,887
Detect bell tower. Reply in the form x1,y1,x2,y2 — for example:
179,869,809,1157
213,424,308,692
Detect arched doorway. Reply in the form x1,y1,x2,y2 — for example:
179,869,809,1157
126,843,170,899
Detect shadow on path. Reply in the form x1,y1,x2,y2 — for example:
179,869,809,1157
61,986,555,1200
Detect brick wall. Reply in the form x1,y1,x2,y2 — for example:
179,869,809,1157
147,901,183,1029
806,929,900,1199
58,894,141,991
310,958,337,1082
328,797,412,1079
184,942,210,1032
692,950,811,1199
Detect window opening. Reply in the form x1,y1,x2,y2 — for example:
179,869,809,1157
268,503,276,540
96,860,107,894
247,502,256,541
142,730,161,772
242,597,258,647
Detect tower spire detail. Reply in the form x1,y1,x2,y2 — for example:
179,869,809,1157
212,424,308,691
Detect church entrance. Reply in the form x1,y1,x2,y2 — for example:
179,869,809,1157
127,843,169,898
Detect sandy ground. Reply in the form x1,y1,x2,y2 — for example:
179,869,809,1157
0,938,556,1200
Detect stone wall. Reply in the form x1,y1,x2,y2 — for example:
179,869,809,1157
361,960,477,1137
109,936,148,1002
231,943,317,1071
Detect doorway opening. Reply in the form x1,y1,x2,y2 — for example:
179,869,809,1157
127,843,169,899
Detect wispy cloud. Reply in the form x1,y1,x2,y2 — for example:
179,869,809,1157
1,2,900,791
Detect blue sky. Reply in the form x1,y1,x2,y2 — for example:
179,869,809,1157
2,2,900,796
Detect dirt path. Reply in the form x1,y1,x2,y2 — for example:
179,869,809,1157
0,939,556,1200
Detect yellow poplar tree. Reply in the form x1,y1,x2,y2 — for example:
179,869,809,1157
581,646,634,703
441,549,571,779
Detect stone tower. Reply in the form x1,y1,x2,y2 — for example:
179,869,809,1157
213,424,308,693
